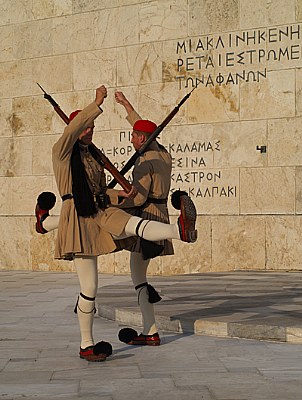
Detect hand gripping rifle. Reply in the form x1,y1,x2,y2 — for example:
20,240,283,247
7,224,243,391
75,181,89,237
107,86,196,189
37,83,132,193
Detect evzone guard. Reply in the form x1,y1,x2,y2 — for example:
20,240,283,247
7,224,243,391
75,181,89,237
35,84,198,361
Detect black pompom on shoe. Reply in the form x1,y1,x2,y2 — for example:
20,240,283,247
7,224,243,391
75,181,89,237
37,192,56,210
118,328,138,344
171,190,188,210
80,342,111,362
35,192,56,234
94,340,112,356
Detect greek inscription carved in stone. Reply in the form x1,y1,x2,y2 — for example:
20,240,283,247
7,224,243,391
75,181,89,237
174,24,301,88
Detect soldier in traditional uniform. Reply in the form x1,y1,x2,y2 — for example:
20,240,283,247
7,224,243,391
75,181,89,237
114,91,173,346
35,85,197,361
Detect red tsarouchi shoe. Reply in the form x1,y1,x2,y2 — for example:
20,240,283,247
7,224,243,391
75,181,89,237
128,332,161,346
178,194,197,243
79,346,107,362
79,341,112,362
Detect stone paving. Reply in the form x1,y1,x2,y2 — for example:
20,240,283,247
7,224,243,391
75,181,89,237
1,270,302,399
97,271,302,343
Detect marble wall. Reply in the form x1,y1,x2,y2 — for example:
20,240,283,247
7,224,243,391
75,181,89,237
1,0,302,273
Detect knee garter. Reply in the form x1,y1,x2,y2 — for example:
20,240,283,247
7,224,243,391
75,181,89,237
135,282,162,304
74,292,96,314
135,219,150,238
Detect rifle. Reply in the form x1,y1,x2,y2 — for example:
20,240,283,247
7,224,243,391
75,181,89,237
107,86,196,189
37,83,132,193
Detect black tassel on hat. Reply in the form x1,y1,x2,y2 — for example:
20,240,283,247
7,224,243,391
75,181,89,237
71,142,97,217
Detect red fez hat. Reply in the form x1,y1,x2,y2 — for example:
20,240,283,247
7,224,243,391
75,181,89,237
133,120,157,134
69,109,82,121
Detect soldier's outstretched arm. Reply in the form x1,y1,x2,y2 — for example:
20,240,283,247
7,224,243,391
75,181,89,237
115,91,135,116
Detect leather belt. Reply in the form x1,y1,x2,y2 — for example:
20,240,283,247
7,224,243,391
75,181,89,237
146,197,167,204
62,194,165,206
62,194,73,201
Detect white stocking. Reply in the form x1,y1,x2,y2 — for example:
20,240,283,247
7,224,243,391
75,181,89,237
130,252,157,335
125,216,180,241
43,215,60,232
73,256,98,349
